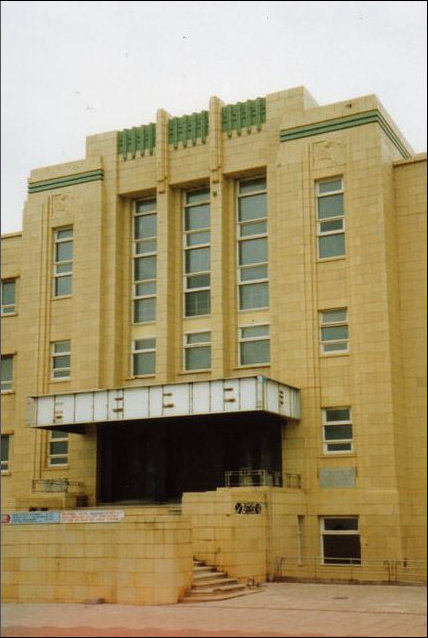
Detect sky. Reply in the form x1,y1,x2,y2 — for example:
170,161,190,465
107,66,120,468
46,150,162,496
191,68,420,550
1,0,427,234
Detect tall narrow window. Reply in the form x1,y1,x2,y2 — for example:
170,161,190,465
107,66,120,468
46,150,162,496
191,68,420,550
1,280,16,315
239,325,270,366
320,517,361,565
48,431,68,466
133,198,157,323
53,228,73,296
184,189,211,317
319,309,349,353
1,355,13,392
322,408,353,453
132,338,156,376
184,332,211,371
1,435,10,472
316,178,345,259
237,177,268,310
51,341,71,379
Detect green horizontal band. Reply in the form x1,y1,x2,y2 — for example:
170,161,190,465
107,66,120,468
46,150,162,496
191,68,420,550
28,170,104,193
280,110,411,158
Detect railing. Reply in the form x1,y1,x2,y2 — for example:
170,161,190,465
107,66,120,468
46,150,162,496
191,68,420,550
274,555,427,584
224,469,301,488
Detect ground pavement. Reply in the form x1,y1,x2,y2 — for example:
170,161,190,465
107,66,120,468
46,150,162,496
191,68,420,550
1,582,426,637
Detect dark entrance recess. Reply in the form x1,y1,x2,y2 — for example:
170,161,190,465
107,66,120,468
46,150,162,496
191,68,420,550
97,412,283,504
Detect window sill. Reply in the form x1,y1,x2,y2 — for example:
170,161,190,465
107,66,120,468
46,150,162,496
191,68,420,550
233,363,271,370
45,465,69,471
51,295,72,301
238,307,269,313
1,312,17,318
320,352,350,358
319,453,356,459
178,369,212,375
49,378,71,383
1,390,15,395
183,314,211,319
1,470,11,476
126,374,156,380
317,256,346,263
131,321,156,326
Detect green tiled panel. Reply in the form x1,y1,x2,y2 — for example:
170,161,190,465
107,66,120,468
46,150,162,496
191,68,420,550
118,123,156,160
222,98,266,137
168,111,209,149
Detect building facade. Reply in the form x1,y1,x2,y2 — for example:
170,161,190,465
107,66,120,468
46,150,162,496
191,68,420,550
1,86,426,603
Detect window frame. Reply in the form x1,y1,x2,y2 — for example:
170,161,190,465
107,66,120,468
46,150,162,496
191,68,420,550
47,430,69,467
320,516,361,565
183,188,211,318
236,177,269,311
1,279,16,315
316,178,345,260
132,338,156,377
238,324,270,366
133,198,157,324
51,341,71,380
183,331,212,371
322,407,353,454
1,355,13,392
319,308,349,354
53,227,73,297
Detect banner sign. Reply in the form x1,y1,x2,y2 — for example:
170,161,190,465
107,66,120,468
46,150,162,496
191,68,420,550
2,510,124,524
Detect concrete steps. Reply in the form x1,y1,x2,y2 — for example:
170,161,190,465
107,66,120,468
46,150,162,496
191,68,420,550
180,559,261,603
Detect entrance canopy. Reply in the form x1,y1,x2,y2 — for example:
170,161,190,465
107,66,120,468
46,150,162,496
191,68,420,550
27,375,300,430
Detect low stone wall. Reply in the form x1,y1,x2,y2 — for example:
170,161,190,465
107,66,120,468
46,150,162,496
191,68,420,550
1,509,192,604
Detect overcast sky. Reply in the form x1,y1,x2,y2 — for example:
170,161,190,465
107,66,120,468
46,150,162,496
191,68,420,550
1,0,427,234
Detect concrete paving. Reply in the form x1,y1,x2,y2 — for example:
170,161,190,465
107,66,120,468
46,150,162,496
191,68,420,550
1,582,426,637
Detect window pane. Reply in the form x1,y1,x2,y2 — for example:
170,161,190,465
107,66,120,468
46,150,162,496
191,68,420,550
239,282,269,309
186,274,210,289
323,342,348,352
133,351,155,375
185,290,210,316
53,355,70,369
1,357,13,381
185,204,210,230
134,256,157,281
56,241,73,261
239,238,267,265
321,326,348,341
2,282,15,306
54,342,70,354
319,234,345,258
135,281,156,296
319,219,344,233
324,424,352,440
186,231,211,246
239,221,267,237
185,247,210,273
323,535,361,564
186,332,211,345
327,442,352,452
136,199,156,214
318,194,343,219
57,229,73,239
134,214,157,239
55,276,72,296
135,338,156,350
318,179,342,194
321,310,347,324
55,263,72,274
324,517,358,531
51,430,67,439
241,325,269,339
325,409,350,422
134,298,156,323
53,369,70,379
135,239,157,255
241,339,270,365
239,177,266,194
1,435,9,463
185,346,211,370
186,189,210,204
50,441,68,455
239,194,267,221
240,265,268,281
49,457,68,465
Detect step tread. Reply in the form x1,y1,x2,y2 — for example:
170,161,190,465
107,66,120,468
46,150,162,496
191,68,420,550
187,583,247,595
193,571,228,580
180,588,262,604
192,579,239,589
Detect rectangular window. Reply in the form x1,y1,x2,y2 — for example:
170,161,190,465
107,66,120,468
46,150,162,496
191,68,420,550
133,198,157,323
1,355,13,392
184,332,211,371
316,178,345,259
322,408,353,453
51,341,71,379
237,177,268,310
1,280,16,315
320,517,361,565
48,430,68,466
1,435,10,472
132,338,156,376
53,228,73,296
184,189,211,317
239,325,270,366
319,309,348,353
